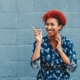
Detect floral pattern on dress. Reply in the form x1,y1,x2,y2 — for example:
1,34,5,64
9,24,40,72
30,35,77,80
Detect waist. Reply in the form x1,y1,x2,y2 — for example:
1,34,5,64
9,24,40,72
41,64,67,71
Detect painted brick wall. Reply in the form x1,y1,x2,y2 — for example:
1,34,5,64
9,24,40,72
0,0,80,80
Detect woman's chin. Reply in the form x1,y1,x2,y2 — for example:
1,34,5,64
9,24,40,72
48,34,55,37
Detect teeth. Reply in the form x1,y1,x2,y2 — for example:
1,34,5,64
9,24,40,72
48,31,52,33
49,31,52,32
47,30,52,31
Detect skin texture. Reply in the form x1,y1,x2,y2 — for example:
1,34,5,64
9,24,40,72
31,18,70,65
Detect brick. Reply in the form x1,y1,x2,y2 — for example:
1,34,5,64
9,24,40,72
18,45,33,60
18,29,34,45
0,61,18,77
64,12,80,28
71,77,80,80
0,0,2,11
17,12,44,29
2,0,17,11
17,61,39,77
34,0,80,12
0,45,18,61
0,78,18,80
19,77,36,80
0,12,17,28
17,0,33,12
0,29,17,44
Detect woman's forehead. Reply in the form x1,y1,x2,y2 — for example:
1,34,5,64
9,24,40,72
46,18,58,23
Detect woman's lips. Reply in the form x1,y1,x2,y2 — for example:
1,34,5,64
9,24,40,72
47,30,53,34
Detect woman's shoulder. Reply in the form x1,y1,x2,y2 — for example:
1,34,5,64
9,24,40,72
61,35,73,45
42,35,48,42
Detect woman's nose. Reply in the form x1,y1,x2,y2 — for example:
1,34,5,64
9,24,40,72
47,25,52,29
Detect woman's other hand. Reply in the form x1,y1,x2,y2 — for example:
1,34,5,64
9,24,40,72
31,26,42,43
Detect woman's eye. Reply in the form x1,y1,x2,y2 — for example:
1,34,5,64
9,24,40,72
51,23,54,26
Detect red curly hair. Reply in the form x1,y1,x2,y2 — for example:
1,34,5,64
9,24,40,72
42,10,66,26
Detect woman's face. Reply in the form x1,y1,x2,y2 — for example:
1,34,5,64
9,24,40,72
45,18,62,37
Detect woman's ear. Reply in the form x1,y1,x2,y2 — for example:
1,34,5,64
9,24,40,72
59,25,62,31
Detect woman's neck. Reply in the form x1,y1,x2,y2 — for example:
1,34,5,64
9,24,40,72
48,35,58,50
48,35,56,42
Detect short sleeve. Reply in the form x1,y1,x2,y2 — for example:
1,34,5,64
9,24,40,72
66,40,77,72
30,41,41,69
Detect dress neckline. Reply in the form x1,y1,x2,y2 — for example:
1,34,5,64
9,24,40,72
46,35,58,52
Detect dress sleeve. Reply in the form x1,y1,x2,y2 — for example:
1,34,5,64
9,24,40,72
66,40,77,72
30,41,41,69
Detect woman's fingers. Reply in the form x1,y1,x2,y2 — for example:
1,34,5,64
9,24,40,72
31,26,42,33
31,26,41,31
35,33,39,36
40,28,42,34
31,26,35,31
55,34,61,41
35,32,39,35
31,26,42,38
55,38,60,42
31,26,42,42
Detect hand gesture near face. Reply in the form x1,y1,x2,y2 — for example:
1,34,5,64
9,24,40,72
55,34,62,50
31,26,42,43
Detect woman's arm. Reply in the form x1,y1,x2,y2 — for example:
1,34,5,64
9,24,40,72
55,34,77,72
31,26,42,61
30,26,42,69
32,41,41,61
55,34,70,65
58,48,70,65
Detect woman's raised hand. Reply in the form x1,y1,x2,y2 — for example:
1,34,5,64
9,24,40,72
31,26,42,43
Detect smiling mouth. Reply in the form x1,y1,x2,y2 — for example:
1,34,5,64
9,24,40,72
47,31,53,34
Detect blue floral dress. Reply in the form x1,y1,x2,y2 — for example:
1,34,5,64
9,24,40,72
31,35,77,80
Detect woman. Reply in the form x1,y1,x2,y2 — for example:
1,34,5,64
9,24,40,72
30,10,77,80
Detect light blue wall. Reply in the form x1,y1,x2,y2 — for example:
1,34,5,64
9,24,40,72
0,0,80,80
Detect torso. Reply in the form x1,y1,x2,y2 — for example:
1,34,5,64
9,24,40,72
37,35,72,80
50,40,57,51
